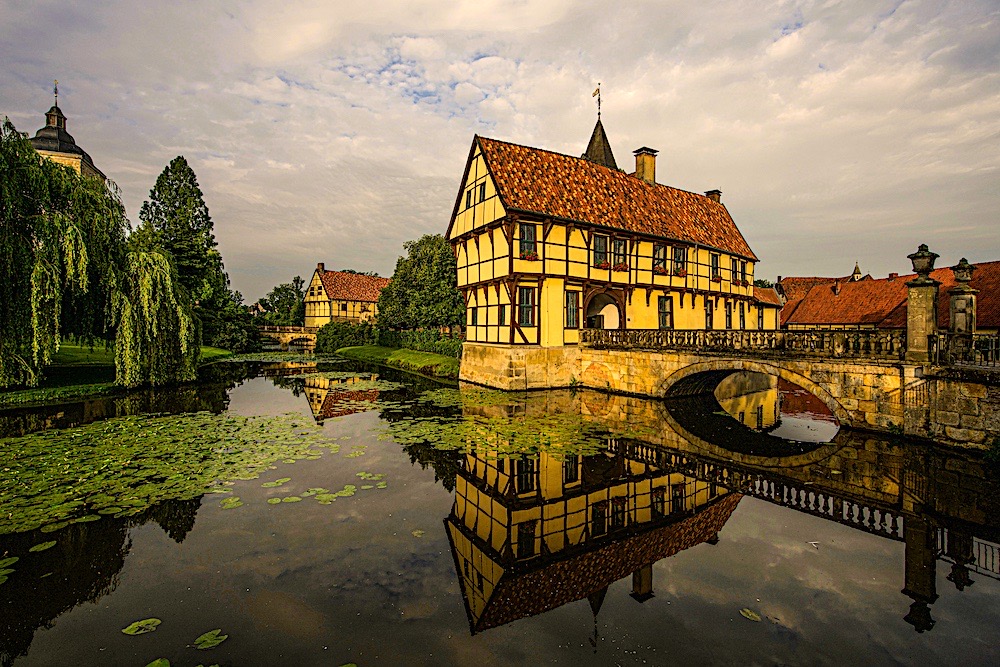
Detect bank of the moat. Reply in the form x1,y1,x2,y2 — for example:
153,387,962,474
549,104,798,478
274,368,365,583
1,356,998,666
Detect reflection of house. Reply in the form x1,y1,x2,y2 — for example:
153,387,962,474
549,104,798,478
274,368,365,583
446,441,739,633
780,261,1000,333
303,374,380,422
304,263,390,328
29,86,106,180
447,120,777,361
714,371,780,431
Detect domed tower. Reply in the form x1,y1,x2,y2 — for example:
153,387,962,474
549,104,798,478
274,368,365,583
29,81,106,180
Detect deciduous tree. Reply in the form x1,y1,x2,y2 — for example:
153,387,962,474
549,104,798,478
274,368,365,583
377,234,463,330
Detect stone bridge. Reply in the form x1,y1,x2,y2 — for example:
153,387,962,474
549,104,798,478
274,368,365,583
461,328,1000,448
257,325,318,350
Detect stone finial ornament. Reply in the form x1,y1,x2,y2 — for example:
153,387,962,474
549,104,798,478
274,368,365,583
951,257,975,284
907,244,939,283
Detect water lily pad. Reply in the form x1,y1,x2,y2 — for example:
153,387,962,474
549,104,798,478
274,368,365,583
145,659,170,667
412,530,425,538
739,608,762,622
266,498,282,505
281,496,302,503
0,557,18,568
376,482,388,489
361,485,374,490
29,541,57,553
122,618,162,635
220,497,243,510
192,628,228,649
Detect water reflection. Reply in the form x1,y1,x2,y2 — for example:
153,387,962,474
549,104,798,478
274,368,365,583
446,444,738,633
0,498,201,667
442,389,1000,637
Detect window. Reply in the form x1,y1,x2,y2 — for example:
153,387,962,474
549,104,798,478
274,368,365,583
731,257,739,283
653,244,666,272
672,246,688,274
757,307,764,330
477,572,484,592
563,454,579,484
519,223,536,257
611,498,627,530
340,303,348,313
498,304,506,326
479,182,486,202
657,295,673,330
756,405,764,429
739,302,745,329
465,190,472,209
612,238,627,267
470,307,478,326
517,287,536,326
652,488,665,518
711,253,720,278
515,457,536,494
565,291,579,328
593,235,608,266
725,302,732,329
741,261,748,284
739,411,745,424
705,300,714,329
517,521,536,559
592,502,608,537
671,485,685,514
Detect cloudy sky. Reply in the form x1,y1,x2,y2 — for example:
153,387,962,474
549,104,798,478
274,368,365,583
3,0,997,301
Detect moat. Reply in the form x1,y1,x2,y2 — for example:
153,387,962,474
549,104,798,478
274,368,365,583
1,357,998,666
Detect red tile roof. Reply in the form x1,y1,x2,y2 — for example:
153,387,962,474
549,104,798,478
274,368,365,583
754,286,782,307
452,493,742,633
776,275,859,303
476,137,758,261
318,269,390,303
781,260,1000,329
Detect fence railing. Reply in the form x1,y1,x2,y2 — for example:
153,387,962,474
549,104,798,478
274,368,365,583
258,326,320,334
931,332,1000,369
580,328,907,360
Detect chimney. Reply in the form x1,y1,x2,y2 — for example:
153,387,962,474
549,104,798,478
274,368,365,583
705,189,722,203
888,272,899,281
633,147,658,185
833,282,841,295
317,262,325,272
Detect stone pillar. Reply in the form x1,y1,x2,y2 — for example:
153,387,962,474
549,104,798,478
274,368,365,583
901,516,938,633
947,258,978,363
629,564,655,603
905,245,940,364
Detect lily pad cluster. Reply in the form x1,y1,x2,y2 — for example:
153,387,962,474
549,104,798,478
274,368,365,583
0,411,343,535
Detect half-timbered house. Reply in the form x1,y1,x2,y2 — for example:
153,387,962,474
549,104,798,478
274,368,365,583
446,121,776,387
303,263,390,328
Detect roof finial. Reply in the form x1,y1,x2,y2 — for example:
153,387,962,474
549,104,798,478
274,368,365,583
592,83,601,120
54,79,58,106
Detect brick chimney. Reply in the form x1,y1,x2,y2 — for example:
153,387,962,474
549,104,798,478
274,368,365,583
633,147,658,185
317,262,325,272
705,189,722,203
888,272,899,281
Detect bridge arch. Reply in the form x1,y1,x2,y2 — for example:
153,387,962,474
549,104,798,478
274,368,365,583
655,358,850,426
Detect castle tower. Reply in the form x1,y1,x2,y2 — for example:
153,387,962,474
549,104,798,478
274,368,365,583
29,82,106,180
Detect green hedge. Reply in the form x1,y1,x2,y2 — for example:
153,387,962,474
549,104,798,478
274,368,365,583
314,321,462,358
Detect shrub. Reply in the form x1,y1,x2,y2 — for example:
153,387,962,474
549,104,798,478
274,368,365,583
314,321,376,353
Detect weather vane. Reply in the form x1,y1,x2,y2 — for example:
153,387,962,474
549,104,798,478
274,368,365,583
592,83,601,119
54,79,59,105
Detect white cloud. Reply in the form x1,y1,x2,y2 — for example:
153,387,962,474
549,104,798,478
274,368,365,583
2,0,998,298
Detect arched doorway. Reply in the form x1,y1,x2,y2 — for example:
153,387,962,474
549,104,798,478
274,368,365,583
585,292,622,330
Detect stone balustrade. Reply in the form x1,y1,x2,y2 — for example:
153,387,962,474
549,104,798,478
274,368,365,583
581,328,907,361
932,332,1000,368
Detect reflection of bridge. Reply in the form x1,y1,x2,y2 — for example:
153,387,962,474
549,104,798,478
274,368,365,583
257,326,318,350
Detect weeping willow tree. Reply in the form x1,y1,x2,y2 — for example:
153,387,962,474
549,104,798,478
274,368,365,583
1,118,200,389
113,241,199,387
0,118,127,388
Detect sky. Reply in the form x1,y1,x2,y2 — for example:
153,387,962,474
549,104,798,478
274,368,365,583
2,0,998,301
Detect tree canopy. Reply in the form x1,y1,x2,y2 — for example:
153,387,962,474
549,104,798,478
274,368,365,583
377,234,464,330
138,156,225,302
0,119,128,387
256,276,305,326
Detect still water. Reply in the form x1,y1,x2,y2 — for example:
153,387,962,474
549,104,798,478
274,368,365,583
1,357,998,666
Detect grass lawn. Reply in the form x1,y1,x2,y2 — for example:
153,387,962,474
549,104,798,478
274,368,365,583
0,343,233,408
335,346,460,380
